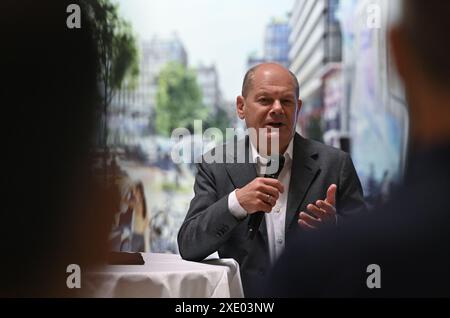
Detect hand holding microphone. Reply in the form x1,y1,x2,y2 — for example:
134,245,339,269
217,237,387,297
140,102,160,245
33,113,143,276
235,177,284,214
235,155,286,240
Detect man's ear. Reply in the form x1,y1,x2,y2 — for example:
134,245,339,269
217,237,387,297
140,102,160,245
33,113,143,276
296,99,303,116
236,96,245,120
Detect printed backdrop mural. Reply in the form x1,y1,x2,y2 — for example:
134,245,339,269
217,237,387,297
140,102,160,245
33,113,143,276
338,0,408,205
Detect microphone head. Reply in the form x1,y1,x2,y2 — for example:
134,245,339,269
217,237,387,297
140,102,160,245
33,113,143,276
265,154,285,179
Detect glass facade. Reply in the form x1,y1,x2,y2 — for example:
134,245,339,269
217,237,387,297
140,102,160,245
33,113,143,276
264,21,290,67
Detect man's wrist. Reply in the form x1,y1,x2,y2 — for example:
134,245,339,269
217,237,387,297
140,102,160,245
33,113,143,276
228,190,248,220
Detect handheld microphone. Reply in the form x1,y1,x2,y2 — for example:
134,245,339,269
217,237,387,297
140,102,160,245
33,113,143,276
247,154,285,240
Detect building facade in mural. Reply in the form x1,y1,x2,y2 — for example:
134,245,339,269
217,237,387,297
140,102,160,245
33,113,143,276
337,0,408,205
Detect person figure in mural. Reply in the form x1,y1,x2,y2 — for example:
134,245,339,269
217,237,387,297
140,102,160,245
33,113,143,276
177,62,366,297
366,163,379,206
151,209,178,254
174,163,184,188
113,180,150,252
267,0,450,297
130,182,150,251
379,170,391,205
1,0,118,296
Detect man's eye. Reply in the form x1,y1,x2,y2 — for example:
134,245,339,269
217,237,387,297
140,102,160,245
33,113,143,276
258,98,270,105
282,100,294,105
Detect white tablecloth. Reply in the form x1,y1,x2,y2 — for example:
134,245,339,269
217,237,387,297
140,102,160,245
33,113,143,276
84,253,244,298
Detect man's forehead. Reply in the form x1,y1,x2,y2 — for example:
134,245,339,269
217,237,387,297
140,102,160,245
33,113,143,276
254,85,296,96
252,71,296,95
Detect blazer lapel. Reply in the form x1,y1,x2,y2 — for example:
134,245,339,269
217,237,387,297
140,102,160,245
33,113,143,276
225,163,257,189
224,136,257,189
285,134,321,231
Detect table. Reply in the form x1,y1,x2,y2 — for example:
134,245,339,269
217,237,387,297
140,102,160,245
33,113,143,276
84,253,244,298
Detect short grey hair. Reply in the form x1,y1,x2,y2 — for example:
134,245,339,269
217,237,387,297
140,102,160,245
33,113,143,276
241,63,300,98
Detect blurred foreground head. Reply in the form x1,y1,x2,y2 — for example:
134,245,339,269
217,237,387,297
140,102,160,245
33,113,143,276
390,0,450,147
0,1,117,296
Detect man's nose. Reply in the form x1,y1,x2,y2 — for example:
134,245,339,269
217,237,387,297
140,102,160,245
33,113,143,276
270,100,284,115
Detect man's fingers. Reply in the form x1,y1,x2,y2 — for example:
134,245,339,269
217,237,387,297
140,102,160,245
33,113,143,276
261,178,285,193
326,184,337,207
316,200,336,215
298,217,318,230
306,204,326,220
258,184,280,201
255,199,273,213
257,192,277,208
299,212,321,228
298,220,315,230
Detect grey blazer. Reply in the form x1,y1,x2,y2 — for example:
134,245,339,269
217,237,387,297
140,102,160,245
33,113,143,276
177,133,366,296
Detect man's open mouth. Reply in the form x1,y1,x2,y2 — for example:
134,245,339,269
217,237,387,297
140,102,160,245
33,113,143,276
266,123,284,128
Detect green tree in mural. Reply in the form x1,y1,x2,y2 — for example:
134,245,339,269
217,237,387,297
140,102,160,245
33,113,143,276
85,0,139,145
204,108,232,137
155,62,208,136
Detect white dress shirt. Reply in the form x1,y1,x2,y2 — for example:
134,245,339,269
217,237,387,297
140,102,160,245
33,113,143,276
228,138,294,264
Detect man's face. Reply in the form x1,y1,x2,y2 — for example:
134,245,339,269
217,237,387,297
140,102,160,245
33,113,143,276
237,64,302,155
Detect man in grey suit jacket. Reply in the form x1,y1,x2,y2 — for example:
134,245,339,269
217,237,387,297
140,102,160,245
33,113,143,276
177,63,366,297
